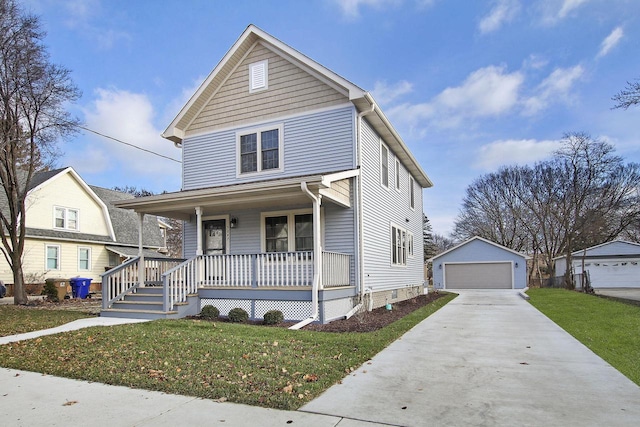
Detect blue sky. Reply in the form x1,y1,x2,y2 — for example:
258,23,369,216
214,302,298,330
24,0,640,235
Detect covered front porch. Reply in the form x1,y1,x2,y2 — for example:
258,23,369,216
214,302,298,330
101,170,360,323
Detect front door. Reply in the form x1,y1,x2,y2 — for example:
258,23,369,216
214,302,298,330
203,220,226,255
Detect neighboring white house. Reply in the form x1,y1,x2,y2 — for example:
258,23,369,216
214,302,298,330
0,167,168,291
429,236,529,290
102,24,433,323
554,240,640,289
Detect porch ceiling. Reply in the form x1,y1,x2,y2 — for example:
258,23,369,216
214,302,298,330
113,173,350,220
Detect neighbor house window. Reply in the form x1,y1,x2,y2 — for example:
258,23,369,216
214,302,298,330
78,247,91,270
249,60,268,92
391,225,413,266
409,176,415,209
395,159,401,192
237,125,283,175
46,245,60,270
380,142,389,188
262,210,313,252
54,207,79,231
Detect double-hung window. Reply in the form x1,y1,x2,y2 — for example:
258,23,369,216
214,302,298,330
238,125,283,175
54,207,79,231
78,247,91,270
395,159,401,192
380,142,389,189
262,210,313,252
46,245,60,270
391,224,414,266
409,176,415,209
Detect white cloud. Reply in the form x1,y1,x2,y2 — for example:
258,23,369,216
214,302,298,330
597,26,623,58
436,65,524,118
69,88,181,184
523,64,584,115
475,139,560,170
539,0,589,25
478,0,521,34
372,80,413,105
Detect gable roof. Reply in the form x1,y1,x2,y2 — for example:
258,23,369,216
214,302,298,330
163,24,433,189
428,236,530,262
555,240,640,260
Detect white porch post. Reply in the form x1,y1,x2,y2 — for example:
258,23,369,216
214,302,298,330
137,212,145,288
195,206,203,256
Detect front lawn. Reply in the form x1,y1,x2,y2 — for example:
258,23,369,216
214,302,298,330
527,288,640,386
0,292,455,410
0,305,93,337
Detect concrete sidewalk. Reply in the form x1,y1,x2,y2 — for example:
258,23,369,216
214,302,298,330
301,290,640,426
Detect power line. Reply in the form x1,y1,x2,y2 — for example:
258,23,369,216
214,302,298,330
76,125,182,164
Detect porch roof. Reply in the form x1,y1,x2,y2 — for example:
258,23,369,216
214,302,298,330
113,170,357,220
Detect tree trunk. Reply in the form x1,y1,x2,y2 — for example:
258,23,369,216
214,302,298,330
11,258,27,305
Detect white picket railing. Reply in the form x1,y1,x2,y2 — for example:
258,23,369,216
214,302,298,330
161,251,351,311
101,257,185,309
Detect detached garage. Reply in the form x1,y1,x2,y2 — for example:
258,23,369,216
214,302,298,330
429,236,529,290
554,240,640,289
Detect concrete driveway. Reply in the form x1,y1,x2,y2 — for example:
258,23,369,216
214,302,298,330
301,290,640,426
594,288,640,303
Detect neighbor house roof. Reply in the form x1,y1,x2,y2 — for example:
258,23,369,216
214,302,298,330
162,24,433,189
553,240,640,260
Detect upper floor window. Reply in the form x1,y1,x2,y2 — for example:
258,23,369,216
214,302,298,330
395,159,401,192
237,125,283,176
54,207,79,231
249,60,268,92
409,176,415,209
380,141,389,189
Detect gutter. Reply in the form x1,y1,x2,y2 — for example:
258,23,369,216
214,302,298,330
289,182,322,330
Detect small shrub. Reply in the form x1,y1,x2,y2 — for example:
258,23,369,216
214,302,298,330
263,310,284,325
228,307,249,323
200,305,219,320
42,280,59,302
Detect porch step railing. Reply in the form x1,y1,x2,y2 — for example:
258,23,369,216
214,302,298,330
162,251,351,311
101,257,186,310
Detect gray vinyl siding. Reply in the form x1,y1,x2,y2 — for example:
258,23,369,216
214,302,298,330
360,119,424,292
323,187,357,285
182,106,355,190
187,43,348,136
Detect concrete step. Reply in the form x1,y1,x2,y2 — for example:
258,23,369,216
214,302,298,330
111,301,164,311
100,308,179,320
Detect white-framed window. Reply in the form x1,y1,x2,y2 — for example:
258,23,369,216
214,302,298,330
395,159,401,192
380,141,389,189
261,209,313,253
409,176,415,210
46,244,61,270
391,224,414,266
237,125,283,176
249,60,268,92
78,247,91,270
54,207,79,231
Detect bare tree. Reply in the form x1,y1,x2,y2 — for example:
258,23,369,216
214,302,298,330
0,0,80,304
612,78,640,110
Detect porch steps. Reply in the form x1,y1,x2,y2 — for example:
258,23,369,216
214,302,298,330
100,287,199,320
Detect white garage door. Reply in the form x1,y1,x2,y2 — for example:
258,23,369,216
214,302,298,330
445,262,512,289
580,261,640,288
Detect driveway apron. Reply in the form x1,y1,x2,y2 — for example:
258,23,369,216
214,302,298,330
301,290,640,426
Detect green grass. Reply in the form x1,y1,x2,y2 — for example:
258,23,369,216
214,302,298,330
0,293,455,410
0,306,93,336
528,288,640,386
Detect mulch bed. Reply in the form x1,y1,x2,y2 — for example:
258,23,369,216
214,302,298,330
197,292,445,333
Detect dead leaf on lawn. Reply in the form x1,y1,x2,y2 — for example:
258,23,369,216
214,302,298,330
63,400,78,406
215,397,227,403
303,374,318,382
282,384,293,393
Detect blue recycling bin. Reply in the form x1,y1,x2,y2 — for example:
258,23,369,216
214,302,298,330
70,278,91,299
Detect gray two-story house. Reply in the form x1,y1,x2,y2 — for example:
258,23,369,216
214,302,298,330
101,25,432,326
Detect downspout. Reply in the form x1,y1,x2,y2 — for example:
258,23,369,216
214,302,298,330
289,182,322,330
356,101,376,306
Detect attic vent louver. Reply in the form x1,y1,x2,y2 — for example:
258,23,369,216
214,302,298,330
249,60,268,92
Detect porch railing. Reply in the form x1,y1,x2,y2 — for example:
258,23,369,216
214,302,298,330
101,257,186,309
162,251,351,311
